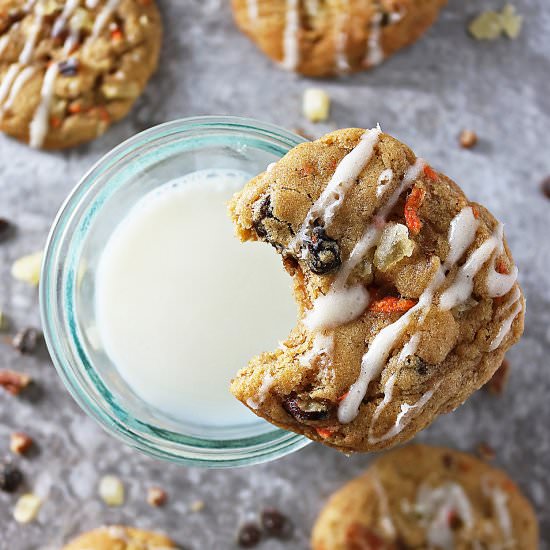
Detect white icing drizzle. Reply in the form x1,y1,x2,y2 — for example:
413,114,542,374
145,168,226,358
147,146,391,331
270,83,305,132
485,224,518,297
0,34,10,56
338,205,478,424
334,1,350,73
0,65,23,106
86,0,100,8
398,332,420,362
29,62,59,148
105,526,130,541
299,332,333,367
266,161,277,172
490,487,514,542
23,0,37,11
246,372,276,409
370,373,396,425
304,0,319,17
91,0,120,39
415,482,474,550
367,383,438,444
373,476,396,539
281,0,300,70
365,11,384,67
489,290,522,351
0,66,36,119
19,1,44,64
439,223,505,311
376,168,394,197
51,0,80,39
246,0,259,21
292,128,382,251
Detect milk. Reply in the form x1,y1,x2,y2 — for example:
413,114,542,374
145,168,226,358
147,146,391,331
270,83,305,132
95,169,296,427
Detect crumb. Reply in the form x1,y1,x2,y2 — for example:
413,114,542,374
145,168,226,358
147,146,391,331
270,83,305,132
190,499,205,513
98,475,125,507
147,486,167,507
459,129,478,149
469,5,523,41
303,88,331,123
10,432,34,455
13,493,42,523
11,251,43,286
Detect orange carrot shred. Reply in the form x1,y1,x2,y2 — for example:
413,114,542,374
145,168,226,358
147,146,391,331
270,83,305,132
49,116,62,129
316,427,335,439
96,106,111,122
496,258,509,275
68,103,82,114
423,165,438,181
404,186,426,235
369,296,418,314
337,391,349,402
111,28,123,42
472,205,480,219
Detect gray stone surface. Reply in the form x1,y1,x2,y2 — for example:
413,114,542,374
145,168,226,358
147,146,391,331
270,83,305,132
1,0,549,548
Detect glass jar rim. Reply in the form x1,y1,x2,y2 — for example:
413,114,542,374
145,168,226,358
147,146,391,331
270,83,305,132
39,116,310,468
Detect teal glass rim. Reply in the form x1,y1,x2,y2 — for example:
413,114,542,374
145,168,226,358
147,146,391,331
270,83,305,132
39,116,311,468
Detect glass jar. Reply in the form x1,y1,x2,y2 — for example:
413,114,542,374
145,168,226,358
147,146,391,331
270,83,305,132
40,116,310,467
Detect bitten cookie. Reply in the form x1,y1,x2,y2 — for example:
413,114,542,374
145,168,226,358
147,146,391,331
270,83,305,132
229,128,524,453
231,0,447,77
311,445,539,549
62,525,177,550
0,0,162,149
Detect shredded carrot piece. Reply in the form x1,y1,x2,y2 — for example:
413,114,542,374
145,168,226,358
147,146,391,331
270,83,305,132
315,427,335,439
404,186,426,235
68,103,82,114
337,391,349,402
301,162,315,176
471,205,480,219
369,296,417,314
49,116,62,129
423,165,438,181
111,28,123,42
96,106,111,123
496,258,509,275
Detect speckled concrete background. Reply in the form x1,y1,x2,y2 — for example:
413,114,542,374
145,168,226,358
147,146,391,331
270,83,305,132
1,1,549,548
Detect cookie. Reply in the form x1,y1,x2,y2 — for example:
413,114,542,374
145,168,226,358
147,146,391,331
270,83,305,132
311,444,539,549
62,525,177,550
229,128,524,453
0,0,162,149
232,0,447,77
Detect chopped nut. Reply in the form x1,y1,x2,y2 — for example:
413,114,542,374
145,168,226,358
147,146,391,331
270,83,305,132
190,499,205,512
139,14,150,25
10,432,34,455
500,4,523,39
0,370,31,395
13,493,42,523
477,442,496,461
373,223,415,271
459,129,478,149
237,522,261,548
12,327,42,355
303,88,330,123
11,251,43,286
98,475,125,507
101,82,140,100
469,11,503,40
147,487,167,507
485,359,510,395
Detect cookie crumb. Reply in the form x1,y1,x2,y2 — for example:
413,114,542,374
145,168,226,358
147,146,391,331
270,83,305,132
485,359,510,395
459,129,478,149
11,251,43,286
147,486,167,507
13,493,42,523
0,461,23,493
98,475,125,507
190,499,205,512
237,522,262,548
10,432,34,456
500,4,523,39
12,328,42,355
477,442,496,461
469,5,522,41
0,370,32,396
303,88,331,123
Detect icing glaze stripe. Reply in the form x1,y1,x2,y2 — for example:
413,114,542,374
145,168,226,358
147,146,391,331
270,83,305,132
281,0,300,70
365,11,384,67
334,1,350,73
92,0,120,39
0,66,36,119
29,63,59,148
19,1,44,64
247,0,259,21
52,0,80,38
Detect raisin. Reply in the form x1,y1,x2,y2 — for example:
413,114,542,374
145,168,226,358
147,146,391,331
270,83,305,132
12,328,41,355
59,58,79,77
261,508,291,538
304,226,341,275
0,218,12,241
540,177,550,200
236,522,262,548
252,195,273,239
0,461,23,493
282,393,331,422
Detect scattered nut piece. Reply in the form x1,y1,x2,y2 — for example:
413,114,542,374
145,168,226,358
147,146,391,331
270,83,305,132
0,461,24,493
147,486,167,507
13,493,42,523
11,251,43,286
0,370,32,396
98,475,125,507
10,432,34,456
190,499,205,513
500,4,523,39
469,5,523,41
237,522,262,548
12,327,42,355
459,129,478,149
477,442,496,461
373,223,415,272
485,359,510,395
261,508,291,538
303,88,330,123
540,176,550,200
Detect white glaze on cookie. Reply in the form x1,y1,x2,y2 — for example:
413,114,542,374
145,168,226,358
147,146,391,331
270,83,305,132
29,62,59,148
246,0,259,22
19,1,44,64
489,288,522,351
376,168,394,197
51,0,81,39
334,1,350,73
92,0,120,39
486,224,518,297
246,371,276,409
338,206,479,424
365,11,384,67
0,66,36,119
281,0,300,70
372,476,397,538
490,486,514,541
